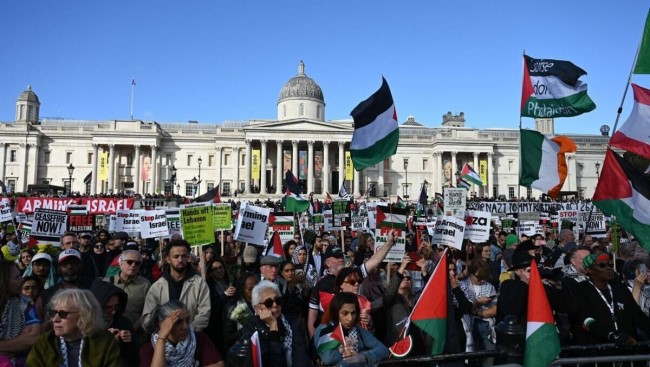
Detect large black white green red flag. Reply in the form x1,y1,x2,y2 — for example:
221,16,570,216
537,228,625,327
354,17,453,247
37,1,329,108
521,55,596,118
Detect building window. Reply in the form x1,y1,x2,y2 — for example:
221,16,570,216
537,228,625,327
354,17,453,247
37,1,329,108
207,182,214,191
7,180,16,192
166,154,172,166
526,187,533,199
87,152,93,165
241,154,246,166
422,159,428,170
578,187,585,199
508,186,516,199
42,179,50,185
299,103,304,117
126,154,133,166
317,106,321,119
508,160,514,172
185,182,194,196
10,150,16,162
493,185,498,199
187,154,193,166
164,181,173,195
19,105,24,120
66,152,72,164
239,181,245,192
85,181,91,195
43,151,50,164
224,154,230,166
208,155,214,167
222,181,231,195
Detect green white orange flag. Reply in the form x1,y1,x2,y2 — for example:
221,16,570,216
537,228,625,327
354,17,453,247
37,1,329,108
350,77,399,171
519,129,576,199
521,55,596,118
410,248,448,354
593,149,650,250
525,259,561,367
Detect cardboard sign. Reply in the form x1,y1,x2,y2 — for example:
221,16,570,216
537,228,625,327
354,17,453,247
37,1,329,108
212,204,233,231
115,210,142,234
443,188,466,217
366,202,378,229
139,210,169,239
32,209,68,237
323,210,342,231
332,200,351,228
180,205,214,247
558,210,580,239
517,221,537,237
166,208,181,237
67,214,96,233
581,211,607,237
0,199,13,222
233,202,270,246
374,227,406,262
464,210,491,243
269,212,295,244
431,215,465,249
351,216,367,230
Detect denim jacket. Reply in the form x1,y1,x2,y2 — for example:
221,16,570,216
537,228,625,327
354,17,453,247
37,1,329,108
314,323,389,367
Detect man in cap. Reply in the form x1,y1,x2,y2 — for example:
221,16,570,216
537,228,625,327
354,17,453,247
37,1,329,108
551,228,577,268
573,253,650,345
60,232,98,279
38,249,93,317
496,250,533,324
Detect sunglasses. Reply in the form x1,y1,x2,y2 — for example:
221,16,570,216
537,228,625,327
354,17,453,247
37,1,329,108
595,262,614,269
125,260,141,266
211,266,224,271
260,296,283,308
47,309,79,320
94,245,104,249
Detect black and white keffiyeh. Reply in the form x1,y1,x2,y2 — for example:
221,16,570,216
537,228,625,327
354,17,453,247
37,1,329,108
151,327,197,367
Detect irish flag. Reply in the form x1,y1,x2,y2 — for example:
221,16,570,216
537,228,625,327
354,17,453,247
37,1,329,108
521,55,596,118
410,249,448,354
593,149,650,249
610,84,650,159
525,259,561,367
350,77,399,171
460,163,482,186
519,129,576,199
316,322,345,354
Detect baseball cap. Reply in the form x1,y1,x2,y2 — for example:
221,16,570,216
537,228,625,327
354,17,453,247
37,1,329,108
80,233,92,239
125,241,139,250
324,246,344,260
58,249,82,263
243,246,258,263
31,253,52,264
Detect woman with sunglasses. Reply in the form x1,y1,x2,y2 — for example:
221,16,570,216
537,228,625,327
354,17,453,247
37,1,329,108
227,280,313,367
0,261,40,366
141,300,224,367
27,288,122,367
315,292,389,367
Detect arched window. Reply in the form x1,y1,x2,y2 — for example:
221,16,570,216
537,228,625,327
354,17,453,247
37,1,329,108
299,103,304,117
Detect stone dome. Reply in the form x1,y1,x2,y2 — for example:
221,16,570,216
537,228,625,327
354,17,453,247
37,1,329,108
18,85,40,104
278,61,324,103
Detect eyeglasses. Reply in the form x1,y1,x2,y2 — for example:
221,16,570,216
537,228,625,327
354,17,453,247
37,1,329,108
344,279,361,285
595,262,614,269
47,309,79,320
125,260,141,266
260,296,283,308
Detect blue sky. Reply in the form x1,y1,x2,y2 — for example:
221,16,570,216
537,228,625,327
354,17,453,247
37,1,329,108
1,1,649,135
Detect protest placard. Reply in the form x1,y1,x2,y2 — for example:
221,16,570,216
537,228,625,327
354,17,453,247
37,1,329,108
431,215,465,249
581,211,606,237
374,227,406,262
0,199,13,222
323,210,342,231
464,210,491,243
166,208,181,237
444,188,466,217
517,221,537,237
67,214,96,233
269,212,295,244
558,210,580,239
351,216,367,230
366,202,378,229
233,202,270,246
115,210,142,234
31,209,68,245
332,200,351,228
180,205,214,247
139,210,169,239
212,204,232,231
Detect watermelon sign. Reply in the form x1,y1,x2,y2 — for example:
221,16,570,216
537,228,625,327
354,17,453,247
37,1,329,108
389,335,413,358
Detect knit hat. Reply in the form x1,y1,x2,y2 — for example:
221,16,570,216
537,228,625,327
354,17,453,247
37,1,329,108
505,234,519,248
243,246,257,263
583,253,610,269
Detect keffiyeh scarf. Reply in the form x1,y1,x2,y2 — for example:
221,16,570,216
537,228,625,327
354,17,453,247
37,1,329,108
151,327,197,367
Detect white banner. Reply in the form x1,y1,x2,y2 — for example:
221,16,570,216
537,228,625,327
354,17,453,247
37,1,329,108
467,201,595,215
115,209,143,234
517,221,537,237
234,202,270,246
323,210,342,231
464,210,491,243
31,209,68,238
431,215,465,249
0,199,13,222
374,228,406,262
443,188,466,217
139,210,169,239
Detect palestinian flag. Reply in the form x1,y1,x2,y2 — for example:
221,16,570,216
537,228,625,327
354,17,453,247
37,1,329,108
376,205,408,230
460,163,482,186
410,249,448,354
105,254,121,277
417,184,428,216
269,212,294,227
66,204,88,215
593,149,650,249
458,178,471,190
283,189,310,213
318,291,335,312
610,84,650,159
525,259,561,367
396,196,407,209
521,55,596,118
265,230,284,258
195,186,221,203
519,129,576,199
251,331,262,367
634,10,650,74
350,77,399,171
316,322,345,354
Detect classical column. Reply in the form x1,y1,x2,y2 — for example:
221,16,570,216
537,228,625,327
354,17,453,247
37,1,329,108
150,146,157,195
134,145,141,194
91,144,99,195
292,140,299,177
234,147,241,193
27,144,39,189
338,141,345,187
275,140,283,195
0,144,5,183
322,141,329,195
488,152,494,198
436,152,443,192
108,144,116,194
307,140,314,194
353,168,360,196
451,151,457,187
260,139,268,194
473,152,480,196
215,147,222,190
245,140,252,194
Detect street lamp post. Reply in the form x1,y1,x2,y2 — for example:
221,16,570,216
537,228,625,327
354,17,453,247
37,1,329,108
170,165,177,196
176,184,180,196
595,162,601,177
403,158,409,199
67,163,75,195
192,176,197,198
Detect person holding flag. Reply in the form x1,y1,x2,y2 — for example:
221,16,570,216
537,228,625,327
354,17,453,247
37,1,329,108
314,292,389,366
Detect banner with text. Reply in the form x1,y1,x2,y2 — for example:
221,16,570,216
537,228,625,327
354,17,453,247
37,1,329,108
180,205,214,246
234,202,270,246
213,204,233,231
464,210,491,243
374,227,406,262
140,210,169,239
430,215,465,249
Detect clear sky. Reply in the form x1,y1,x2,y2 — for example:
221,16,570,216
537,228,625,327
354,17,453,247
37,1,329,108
1,1,649,135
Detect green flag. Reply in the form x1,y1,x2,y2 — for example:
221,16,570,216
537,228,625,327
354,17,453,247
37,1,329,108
634,10,650,74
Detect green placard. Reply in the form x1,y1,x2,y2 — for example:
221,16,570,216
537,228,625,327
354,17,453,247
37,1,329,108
180,206,215,247
213,204,232,231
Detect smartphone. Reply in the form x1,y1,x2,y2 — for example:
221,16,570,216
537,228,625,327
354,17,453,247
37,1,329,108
640,264,648,274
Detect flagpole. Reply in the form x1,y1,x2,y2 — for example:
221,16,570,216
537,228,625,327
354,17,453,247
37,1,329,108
130,79,135,121
611,44,641,136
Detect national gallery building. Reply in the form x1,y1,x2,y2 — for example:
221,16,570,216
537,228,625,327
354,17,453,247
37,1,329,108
0,62,608,200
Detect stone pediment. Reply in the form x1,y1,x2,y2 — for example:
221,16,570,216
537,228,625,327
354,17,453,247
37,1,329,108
245,119,353,134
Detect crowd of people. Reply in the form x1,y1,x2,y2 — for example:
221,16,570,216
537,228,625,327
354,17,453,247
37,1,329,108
0,200,649,366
